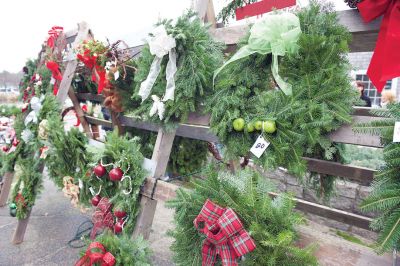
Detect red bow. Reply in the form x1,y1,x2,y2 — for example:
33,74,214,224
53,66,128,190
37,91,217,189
46,61,63,81
47,26,63,48
75,242,116,266
77,50,107,94
357,0,400,92
194,199,256,266
90,198,114,239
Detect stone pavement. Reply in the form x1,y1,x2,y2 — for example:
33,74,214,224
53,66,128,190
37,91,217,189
0,175,395,266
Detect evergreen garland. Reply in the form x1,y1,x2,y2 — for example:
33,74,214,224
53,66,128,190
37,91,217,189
0,105,20,117
206,2,356,178
353,103,400,253
130,10,224,129
166,168,317,265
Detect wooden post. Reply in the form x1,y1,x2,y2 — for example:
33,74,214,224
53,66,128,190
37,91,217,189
12,209,32,244
132,196,158,240
151,128,177,178
110,111,125,135
56,21,90,104
0,172,14,206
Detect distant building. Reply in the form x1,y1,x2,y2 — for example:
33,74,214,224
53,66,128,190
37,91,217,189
349,52,399,107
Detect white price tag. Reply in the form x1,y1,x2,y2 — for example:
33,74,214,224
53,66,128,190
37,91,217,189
50,77,56,85
393,122,400,142
114,71,120,81
250,135,270,158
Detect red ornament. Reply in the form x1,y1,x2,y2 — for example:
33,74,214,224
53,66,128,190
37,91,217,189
113,209,127,218
12,138,19,147
109,168,123,181
93,164,106,177
114,220,123,234
2,146,10,152
91,195,101,206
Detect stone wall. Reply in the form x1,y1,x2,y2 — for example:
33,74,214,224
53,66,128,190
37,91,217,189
261,168,377,239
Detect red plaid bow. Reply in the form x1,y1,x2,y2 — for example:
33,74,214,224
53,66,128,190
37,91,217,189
75,241,116,266
194,199,256,266
90,198,114,239
47,26,63,49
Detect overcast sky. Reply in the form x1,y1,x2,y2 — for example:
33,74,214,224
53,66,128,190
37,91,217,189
0,0,349,73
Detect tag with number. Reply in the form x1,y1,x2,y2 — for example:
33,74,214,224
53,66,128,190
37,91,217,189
50,77,56,85
114,71,120,81
250,135,270,158
393,122,400,142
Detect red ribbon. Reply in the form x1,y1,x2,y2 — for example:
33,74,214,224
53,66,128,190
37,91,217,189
77,49,108,94
46,61,63,81
90,198,114,239
357,0,400,92
194,199,256,266
47,26,63,48
75,242,116,266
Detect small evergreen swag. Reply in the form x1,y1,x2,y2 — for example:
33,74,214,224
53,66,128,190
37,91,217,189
79,131,147,235
206,1,356,178
130,10,224,129
166,168,317,266
79,230,151,266
353,103,400,253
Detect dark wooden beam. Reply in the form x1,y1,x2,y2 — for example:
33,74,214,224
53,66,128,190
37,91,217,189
76,93,104,102
85,116,112,128
304,157,375,185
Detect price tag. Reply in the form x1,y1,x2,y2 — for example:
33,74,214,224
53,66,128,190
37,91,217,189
250,135,270,158
393,122,400,142
114,71,120,81
50,77,56,85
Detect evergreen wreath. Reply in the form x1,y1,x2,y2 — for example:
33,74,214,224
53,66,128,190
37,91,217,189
78,230,151,266
79,131,147,235
130,10,224,129
353,103,400,253
166,168,317,265
206,2,356,178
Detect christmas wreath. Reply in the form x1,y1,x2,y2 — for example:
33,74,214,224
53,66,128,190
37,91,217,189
78,131,147,236
76,230,151,266
167,168,317,265
130,10,224,129
206,2,356,177
354,103,400,253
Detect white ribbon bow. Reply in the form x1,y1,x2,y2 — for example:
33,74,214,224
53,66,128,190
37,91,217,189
24,96,43,126
149,95,165,120
138,25,177,120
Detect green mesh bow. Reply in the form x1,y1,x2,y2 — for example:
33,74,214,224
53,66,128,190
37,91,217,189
214,13,301,95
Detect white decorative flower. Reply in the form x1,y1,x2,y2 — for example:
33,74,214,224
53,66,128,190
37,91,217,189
30,96,42,113
24,111,38,126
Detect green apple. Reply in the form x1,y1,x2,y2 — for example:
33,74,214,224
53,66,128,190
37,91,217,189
232,118,245,131
246,122,255,133
262,120,277,133
254,120,263,131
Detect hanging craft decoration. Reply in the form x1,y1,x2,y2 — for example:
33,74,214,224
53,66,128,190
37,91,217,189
356,0,400,92
214,12,301,95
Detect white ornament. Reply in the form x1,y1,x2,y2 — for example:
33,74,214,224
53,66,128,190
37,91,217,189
149,95,165,120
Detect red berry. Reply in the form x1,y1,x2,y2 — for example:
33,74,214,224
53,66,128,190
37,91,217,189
114,221,123,234
93,164,106,177
91,195,101,206
114,209,127,218
109,168,123,181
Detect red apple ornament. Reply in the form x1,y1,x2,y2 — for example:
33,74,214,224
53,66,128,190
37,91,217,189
114,220,124,234
12,138,19,147
93,164,106,177
109,167,123,181
91,195,101,206
114,209,127,218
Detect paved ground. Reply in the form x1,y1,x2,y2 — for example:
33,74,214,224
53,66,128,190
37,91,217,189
0,176,395,266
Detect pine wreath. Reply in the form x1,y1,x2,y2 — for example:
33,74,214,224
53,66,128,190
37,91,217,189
206,2,356,177
130,10,224,129
166,168,317,265
353,103,400,253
